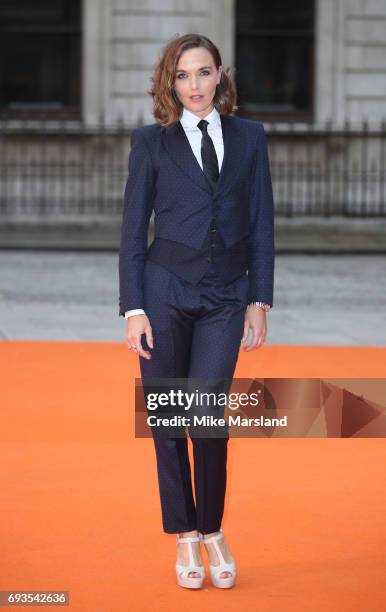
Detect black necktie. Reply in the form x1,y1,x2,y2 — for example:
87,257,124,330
197,119,219,191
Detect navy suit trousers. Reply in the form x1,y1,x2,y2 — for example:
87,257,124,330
139,259,249,534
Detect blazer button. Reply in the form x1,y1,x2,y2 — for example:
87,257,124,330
210,243,215,248
206,257,211,262
210,228,217,233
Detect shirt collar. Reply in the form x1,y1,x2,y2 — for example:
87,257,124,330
179,105,221,131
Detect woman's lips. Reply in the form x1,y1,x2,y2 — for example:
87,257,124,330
190,95,203,101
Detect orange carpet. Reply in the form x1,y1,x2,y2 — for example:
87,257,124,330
1,340,386,612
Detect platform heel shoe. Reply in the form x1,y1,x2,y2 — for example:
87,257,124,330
199,529,237,588
175,533,205,589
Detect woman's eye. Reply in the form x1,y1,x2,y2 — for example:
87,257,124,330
176,71,210,79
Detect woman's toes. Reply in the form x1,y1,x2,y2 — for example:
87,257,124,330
220,571,231,578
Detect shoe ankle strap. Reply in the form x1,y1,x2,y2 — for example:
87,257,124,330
199,528,224,543
176,535,200,544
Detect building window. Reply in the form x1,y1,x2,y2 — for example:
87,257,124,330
236,0,315,120
0,0,81,118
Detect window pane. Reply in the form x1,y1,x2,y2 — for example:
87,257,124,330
0,33,80,108
237,35,313,112
237,0,314,31
0,0,81,112
236,0,315,114
0,0,80,27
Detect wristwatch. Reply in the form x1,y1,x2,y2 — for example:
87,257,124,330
248,301,271,312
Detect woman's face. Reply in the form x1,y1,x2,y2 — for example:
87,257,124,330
174,47,222,118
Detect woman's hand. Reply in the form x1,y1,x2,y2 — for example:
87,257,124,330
241,306,267,351
126,314,153,359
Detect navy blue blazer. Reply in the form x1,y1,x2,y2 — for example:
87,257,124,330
118,113,275,316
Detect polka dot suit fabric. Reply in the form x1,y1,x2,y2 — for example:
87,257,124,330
139,259,250,534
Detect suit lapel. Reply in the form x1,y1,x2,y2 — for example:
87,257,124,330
216,114,245,197
162,119,211,194
161,113,246,198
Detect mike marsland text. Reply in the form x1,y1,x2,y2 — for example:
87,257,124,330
147,415,288,427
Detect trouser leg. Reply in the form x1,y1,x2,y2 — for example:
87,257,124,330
138,261,248,534
187,270,248,534
139,261,196,533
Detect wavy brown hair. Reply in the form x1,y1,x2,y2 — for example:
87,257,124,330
148,33,238,126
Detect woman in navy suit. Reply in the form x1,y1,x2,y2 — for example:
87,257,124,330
119,33,275,590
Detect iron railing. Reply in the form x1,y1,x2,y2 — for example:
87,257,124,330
0,116,385,218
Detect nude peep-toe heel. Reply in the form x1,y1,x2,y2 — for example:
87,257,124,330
199,529,237,588
175,533,205,589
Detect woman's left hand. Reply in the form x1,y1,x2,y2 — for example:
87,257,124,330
241,306,267,351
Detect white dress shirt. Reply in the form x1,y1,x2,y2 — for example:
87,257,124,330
124,106,224,319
